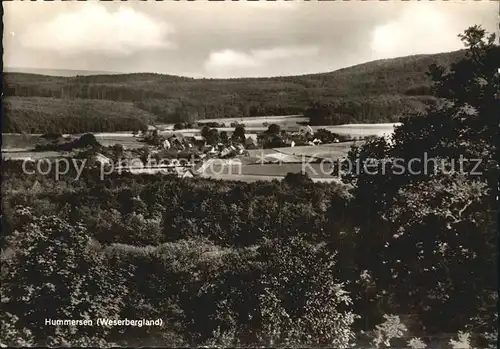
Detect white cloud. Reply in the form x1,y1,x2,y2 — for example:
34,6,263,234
252,46,319,61
204,50,260,69
244,1,299,11
204,45,319,71
370,4,465,59
18,4,175,56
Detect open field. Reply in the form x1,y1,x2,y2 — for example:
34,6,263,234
159,128,265,135
2,133,41,150
245,141,357,161
216,127,267,133
199,162,337,179
251,152,303,163
2,133,146,151
157,115,307,133
318,123,400,137
91,134,145,148
198,173,342,183
197,159,342,183
200,115,308,126
2,150,66,161
273,141,358,159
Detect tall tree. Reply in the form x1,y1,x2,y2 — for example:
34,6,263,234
220,131,229,144
266,124,281,135
341,26,499,334
232,125,246,143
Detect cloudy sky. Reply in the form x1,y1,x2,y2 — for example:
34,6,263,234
3,1,498,78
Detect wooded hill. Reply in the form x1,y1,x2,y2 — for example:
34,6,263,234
2,50,464,133
2,97,156,134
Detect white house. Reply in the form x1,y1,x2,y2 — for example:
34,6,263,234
182,169,195,178
245,137,257,148
236,144,245,154
173,167,195,179
162,139,171,150
299,125,314,136
92,153,112,166
220,147,232,158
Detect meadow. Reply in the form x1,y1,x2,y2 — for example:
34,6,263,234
198,173,341,183
319,123,401,137
2,150,64,161
270,142,357,158
200,115,308,127
199,162,337,179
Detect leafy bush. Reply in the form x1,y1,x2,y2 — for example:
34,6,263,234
256,238,357,347
407,337,427,349
1,208,127,346
449,331,472,349
372,314,408,348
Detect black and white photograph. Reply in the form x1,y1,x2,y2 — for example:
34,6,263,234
1,0,498,347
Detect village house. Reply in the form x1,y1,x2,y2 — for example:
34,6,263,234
299,125,314,136
194,135,206,145
203,145,217,154
220,147,233,158
167,134,186,150
244,137,257,149
235,144,245,154
89,153,112,167
162,139,171,150
185,135,206,148
173,167,196,179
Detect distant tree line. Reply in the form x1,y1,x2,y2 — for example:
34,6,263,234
304,95,436,125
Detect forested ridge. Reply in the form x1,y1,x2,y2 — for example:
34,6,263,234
2,50,464,133
2,97,156,134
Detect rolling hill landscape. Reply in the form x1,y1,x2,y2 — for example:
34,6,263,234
2,0,498,345
2,50,465,134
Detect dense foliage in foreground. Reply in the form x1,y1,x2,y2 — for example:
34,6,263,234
1,28,498,347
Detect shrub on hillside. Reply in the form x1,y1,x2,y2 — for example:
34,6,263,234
255,237,357,347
